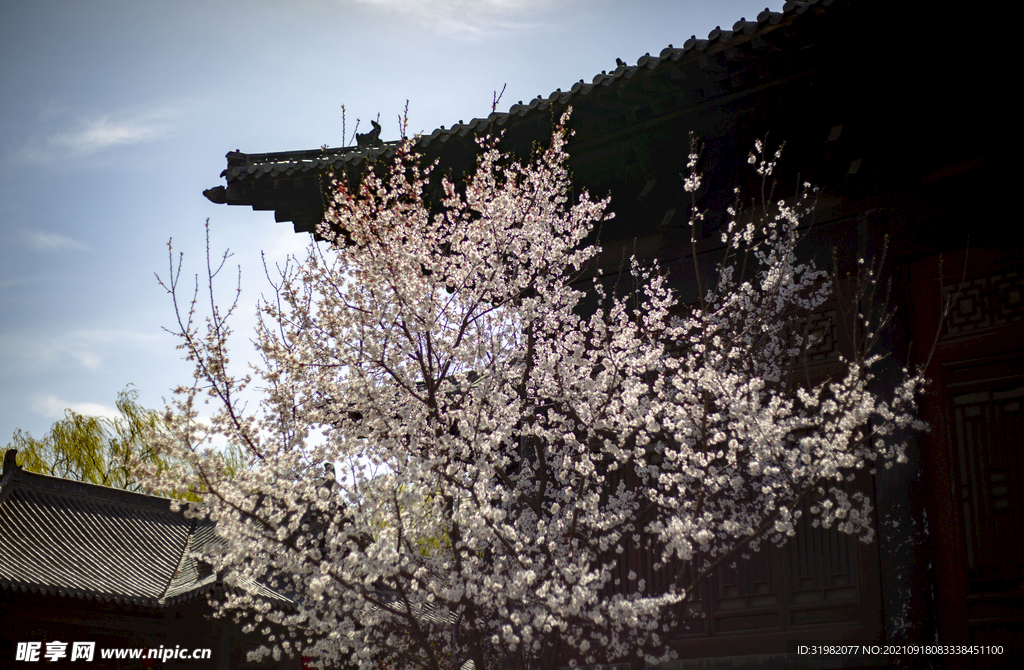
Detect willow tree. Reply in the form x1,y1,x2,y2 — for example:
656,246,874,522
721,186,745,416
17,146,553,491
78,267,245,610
146,114,928,670
10,385,239,501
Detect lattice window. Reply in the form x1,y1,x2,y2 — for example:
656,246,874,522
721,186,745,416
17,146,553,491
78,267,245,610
942,268,1024,336
953,386,1024,594
788,492,860,605
714,544,778,612
787,308,839,363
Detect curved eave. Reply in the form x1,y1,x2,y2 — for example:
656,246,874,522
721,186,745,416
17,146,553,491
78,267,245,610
211,1,818,185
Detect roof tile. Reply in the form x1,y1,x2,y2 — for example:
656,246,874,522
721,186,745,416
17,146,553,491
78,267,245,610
213,0,836,186
1,463,213,607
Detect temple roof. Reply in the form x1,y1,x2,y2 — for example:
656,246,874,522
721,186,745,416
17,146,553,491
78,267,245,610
211,2,802,183
203,0,850,235
202,0,999,271
0,448,218,607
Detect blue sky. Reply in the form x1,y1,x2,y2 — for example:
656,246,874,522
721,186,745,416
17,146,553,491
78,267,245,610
0,0,774,442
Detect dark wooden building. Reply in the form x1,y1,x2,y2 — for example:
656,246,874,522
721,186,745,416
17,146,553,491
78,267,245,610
0,449,299,670
202,0,1021,667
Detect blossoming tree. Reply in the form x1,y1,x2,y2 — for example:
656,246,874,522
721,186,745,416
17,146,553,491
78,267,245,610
148,112,928,670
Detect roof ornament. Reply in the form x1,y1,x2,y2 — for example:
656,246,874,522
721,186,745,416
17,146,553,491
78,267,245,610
616,58,625,68
2,449,17,475
203,186,227,205
356,120,383,149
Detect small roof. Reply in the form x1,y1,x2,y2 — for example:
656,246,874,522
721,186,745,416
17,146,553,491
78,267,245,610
0,448,217,607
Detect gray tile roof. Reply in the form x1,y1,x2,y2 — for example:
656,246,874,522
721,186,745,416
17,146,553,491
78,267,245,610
214,0,825,185
0,449,217,607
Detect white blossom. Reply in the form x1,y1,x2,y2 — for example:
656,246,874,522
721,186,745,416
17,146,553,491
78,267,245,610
149,118,928,670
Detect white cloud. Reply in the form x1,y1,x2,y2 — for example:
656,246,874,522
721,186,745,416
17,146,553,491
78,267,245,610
14,107,183,164
351,0,571,39
51,111,175,152
31,394,121,421
21,230,90,252
46,115,168,154
0,328,165,374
